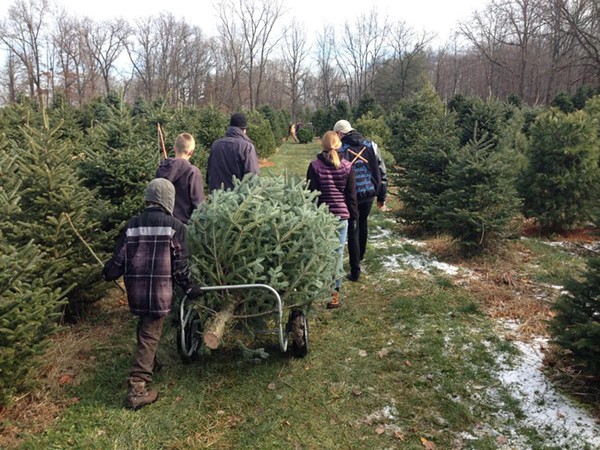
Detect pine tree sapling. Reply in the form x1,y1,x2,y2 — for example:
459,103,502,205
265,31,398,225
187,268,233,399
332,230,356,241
387,86,459,230
522,109,599,231
247,111,277,159
187,174,341,349
550,257,600,373
296,127,313,144
0,239,66,406
437,134,521,255
10,121,113,310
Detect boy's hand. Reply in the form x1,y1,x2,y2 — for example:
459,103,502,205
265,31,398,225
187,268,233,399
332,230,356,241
186,283,204,299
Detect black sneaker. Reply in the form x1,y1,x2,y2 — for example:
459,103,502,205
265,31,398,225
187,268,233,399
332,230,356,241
346,272,360,282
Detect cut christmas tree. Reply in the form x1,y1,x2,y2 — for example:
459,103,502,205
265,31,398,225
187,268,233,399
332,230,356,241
187,174,342,350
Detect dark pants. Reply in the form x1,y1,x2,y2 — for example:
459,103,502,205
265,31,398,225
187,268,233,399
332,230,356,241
130,315,165,383
348,198,374,276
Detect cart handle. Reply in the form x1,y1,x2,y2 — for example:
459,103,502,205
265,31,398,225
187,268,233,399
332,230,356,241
180,284,287,352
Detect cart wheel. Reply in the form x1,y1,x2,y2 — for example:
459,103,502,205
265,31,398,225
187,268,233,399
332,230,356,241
177,306,203,363
289,310,309,358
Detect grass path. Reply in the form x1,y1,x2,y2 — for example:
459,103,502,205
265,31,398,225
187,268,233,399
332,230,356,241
4,141,598,449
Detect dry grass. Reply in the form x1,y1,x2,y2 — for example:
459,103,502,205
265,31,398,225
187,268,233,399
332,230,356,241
0,289,129,449
422,236,564,338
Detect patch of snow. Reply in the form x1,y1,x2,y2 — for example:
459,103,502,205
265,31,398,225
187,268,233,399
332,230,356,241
381,253,474,280
381,255,402,272
402,254,461,276
370,226,426,247
375,228,600,449
523,237,600,254
370,226,393,241
495,338,600,449
360,405,399,425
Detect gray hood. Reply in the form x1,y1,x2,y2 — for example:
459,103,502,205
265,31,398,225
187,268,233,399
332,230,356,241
144,178,175,215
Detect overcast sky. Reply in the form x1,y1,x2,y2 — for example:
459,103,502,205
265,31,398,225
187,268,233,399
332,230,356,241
0,0,483,47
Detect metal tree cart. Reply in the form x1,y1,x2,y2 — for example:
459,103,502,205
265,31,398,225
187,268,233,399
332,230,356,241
176,283,309,363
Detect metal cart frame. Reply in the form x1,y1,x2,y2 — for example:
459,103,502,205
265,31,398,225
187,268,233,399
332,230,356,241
177,284,309,362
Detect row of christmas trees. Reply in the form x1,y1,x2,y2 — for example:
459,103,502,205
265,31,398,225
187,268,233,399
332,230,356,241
1,88,599,405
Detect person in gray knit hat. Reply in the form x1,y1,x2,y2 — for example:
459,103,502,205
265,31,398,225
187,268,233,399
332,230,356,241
103,178,203,410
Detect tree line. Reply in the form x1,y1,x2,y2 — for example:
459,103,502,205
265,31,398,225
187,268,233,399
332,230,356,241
1,0,599,115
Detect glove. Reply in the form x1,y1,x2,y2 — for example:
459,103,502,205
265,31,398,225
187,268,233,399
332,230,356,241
186,283,204,300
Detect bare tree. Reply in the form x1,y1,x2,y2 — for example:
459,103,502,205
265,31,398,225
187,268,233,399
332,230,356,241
180,25,214,106
52,10,90,104
382,21,434,101
313,30,343,109
125,16,158,102
216,0,285,110
82,17,129,95
558,0,600,81
335,8,390,107
281,20,309,119
0,0,49,103
214,2,249,109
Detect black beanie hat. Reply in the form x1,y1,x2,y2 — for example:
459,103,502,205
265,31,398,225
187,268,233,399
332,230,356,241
230,112,248,128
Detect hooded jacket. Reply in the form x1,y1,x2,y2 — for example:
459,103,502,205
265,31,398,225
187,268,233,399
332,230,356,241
155,158,205,223
207,127,260,191
103,179,193,317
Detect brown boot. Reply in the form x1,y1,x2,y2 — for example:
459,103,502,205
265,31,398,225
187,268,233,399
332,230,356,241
327,291,342,309
126,379,159,410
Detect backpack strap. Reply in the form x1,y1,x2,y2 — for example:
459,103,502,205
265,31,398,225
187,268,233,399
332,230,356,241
348,146,368,164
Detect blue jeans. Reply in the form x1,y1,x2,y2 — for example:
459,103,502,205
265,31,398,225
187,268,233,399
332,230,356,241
336,220,349,290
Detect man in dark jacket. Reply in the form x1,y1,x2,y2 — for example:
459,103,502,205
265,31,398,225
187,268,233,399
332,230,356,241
155,132,205,224
333,120,383,282
207,113,260,191
103,178,203,410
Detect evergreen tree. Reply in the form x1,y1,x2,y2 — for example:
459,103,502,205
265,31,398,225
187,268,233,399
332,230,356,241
521,109,599,231
247,111,276,159
550,257,600,373
354,92,384,121
79,102,156,228
296,127,314,144
584,96,600,224
387,86,459,230
310,109,325,137
194,104,228,151
551,92,576,113
448,95,508,147
187,174,340,347
334,100,352,123
354,112,391,145
7,119,113,310
0,238,66,406
257,105,288,143
437,134,521,255
0,146,68,406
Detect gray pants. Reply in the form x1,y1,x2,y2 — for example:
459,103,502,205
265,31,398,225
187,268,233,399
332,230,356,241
130,315,165,383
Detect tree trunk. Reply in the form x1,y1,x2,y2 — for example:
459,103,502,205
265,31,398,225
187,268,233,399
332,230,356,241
203,299,236,350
